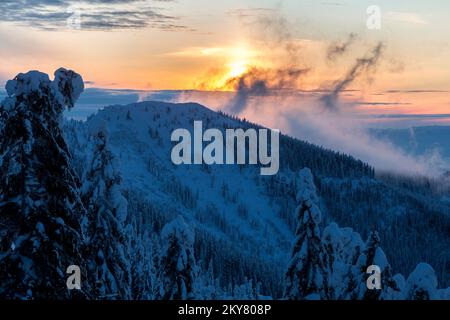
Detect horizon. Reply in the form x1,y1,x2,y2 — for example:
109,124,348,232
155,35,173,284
1,0,450,117
1,1,450,175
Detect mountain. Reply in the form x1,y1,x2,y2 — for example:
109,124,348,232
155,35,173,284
1,68,448,299
63,101,450,296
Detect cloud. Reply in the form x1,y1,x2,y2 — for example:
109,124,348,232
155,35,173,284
356,101,412,106
321,42,384,110
326,33,357,61
0,0,189,31
224,67,309,114
75,87,143,105
227,8,276,19
385,89,448,94
361,113,450,119
387,11,428,25
164,46,259,59
282,109,443,177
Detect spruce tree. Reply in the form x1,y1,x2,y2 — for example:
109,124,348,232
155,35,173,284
0,69,88,299
128,221,153,300
233,278,260,300
196,259,219,299
158,216,197,300
81,129,132,299
322,223,365,299
349,230,397,300
284,168,329,300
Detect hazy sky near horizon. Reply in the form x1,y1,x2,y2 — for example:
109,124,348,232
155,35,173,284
1,0,449,115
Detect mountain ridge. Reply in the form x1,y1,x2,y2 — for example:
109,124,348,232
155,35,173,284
63,100,450,293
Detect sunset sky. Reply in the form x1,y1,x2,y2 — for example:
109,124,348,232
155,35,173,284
1,0,449,115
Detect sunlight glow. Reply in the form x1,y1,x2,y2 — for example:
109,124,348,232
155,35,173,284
227,60,248,78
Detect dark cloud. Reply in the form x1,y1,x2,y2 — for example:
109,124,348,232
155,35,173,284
327,33,357,60
225,67,309,114
298,89,359,94
321,42,384,110
0,0,189,31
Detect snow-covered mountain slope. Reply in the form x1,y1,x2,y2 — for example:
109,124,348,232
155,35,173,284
64,101,450,294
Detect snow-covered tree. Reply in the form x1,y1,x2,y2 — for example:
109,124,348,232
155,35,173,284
406,263,438,300
81,128,132,299
128,222,154,300
346,230,399,300
284,168,329,300
233,278,261,300
195,259,221,299
0,69,88,299
322,223,365,299
158,216,198,300
149,234,162,298
437,287,450,300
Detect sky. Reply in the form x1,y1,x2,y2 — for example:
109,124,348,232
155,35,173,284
0,0,449,116
1,0,450,175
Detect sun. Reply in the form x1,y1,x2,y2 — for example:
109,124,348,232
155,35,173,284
194,46,254,90
227,60,248,78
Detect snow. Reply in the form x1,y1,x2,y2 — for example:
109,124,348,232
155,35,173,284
161,215,194,246
53,68,84,109
392,274,406,299
296,168,319,205
5,71,51,97
36,222,46,235
309,203,321,224
1,97,16,111
76,101,293,269
2,68,84,113
63,100,449,299
1,67,449,299
373,247,389,270
406,263,438,299
56,99,450,299
304,293,320,300
438,287,450,300
323,223,342,242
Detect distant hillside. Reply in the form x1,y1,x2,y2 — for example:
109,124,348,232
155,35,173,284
370,126,450,172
